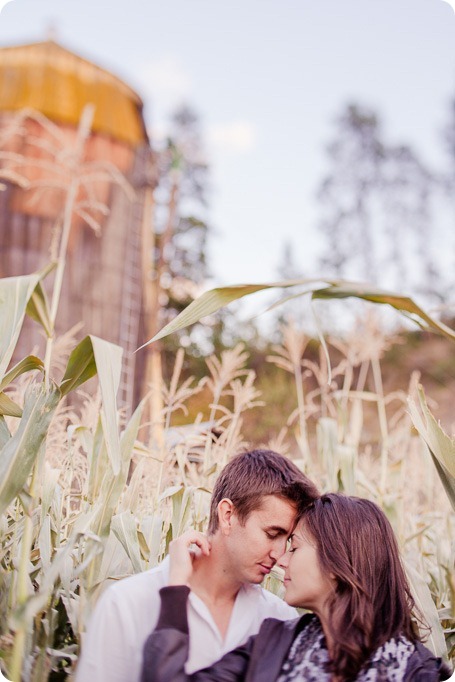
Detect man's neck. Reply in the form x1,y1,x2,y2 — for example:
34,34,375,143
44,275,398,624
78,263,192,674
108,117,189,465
187,534,242,606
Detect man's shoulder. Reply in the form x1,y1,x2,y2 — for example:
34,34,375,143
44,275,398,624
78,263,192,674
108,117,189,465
100,557,169,604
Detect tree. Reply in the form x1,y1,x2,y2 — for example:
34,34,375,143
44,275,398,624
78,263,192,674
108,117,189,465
440,93,455,301
141,105,211,439
152,105,210,333
316,104,441,300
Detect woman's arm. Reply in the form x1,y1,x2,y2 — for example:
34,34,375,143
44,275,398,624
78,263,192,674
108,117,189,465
141,586,253,682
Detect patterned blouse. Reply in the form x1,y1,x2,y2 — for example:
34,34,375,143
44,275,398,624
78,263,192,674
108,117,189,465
276,616,415,682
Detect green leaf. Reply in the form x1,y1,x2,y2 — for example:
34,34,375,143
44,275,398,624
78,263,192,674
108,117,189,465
25,280,53,338
0,275,42,380
408,385,455,511
18,487,33,515
0,392,22,417
86,416,110,506
311,282,455,342
79,401,145,592
91,335,123,477
11,530,102,630
316,418,339,491
140,514,163,567
0,384,61,516
60,335,123,475
89,400,144,542
408,385,455,478
428,451,455,514
405,560,449,661
59,336,97,396
139,277,455,348
38,515,52,570
139,279,321,347
166,485,196,539
111,512,143,574
0,415,11,449
40,462,61,524
96,531,136,584
0,264,55,381
338,444,357,495
0,355,44,392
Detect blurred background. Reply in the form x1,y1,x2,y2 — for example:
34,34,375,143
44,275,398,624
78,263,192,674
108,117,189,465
1,0,454,432
1,0,455,288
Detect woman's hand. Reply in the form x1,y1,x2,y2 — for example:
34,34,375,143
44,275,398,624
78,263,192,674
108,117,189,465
168,530,211,586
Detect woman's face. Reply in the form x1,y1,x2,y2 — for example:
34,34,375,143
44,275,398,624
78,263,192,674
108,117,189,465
278,520,335,614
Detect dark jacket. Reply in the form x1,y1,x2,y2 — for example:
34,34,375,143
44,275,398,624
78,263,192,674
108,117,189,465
141,586,452,682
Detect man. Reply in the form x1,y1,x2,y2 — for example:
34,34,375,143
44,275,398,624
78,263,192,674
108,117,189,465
75,449,319,682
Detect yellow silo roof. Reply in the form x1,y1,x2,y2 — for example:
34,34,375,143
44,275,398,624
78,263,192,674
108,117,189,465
0,40,148,145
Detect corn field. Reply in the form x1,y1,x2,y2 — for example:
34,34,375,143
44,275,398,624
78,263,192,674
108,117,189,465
0,109,454,681
0,277,454,680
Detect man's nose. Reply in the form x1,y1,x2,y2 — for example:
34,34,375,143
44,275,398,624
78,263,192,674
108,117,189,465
277,550,289,569
270,537,287,560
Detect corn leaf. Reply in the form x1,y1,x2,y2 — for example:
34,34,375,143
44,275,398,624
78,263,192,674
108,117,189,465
0,415,11,449
311,283,455,342
59,336,97,396
0,384,61,516
26,280,53,338
89,399,144,542
11,530,102,630
140,279,323,347
316,417,339,491
40,462,61,524
111,512,143,574
0,392,22,417
405,560,449,661
60,335,123,475
0,265,55,381
86,417,110,506
140,514,164,567
338,444,357,495
119,458,145,515
408,385,455,478
38,515,52,571
0,274,42,380
91,335,123,477
140,278,455,348
428,451,455,514
96,531,135,583
170,486,196,539
0,355,43,392
80,401,144,592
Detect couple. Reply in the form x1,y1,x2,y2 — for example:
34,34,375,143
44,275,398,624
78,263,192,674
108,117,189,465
76,450,450,681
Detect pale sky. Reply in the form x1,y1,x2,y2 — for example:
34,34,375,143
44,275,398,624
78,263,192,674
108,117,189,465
1,0,454,297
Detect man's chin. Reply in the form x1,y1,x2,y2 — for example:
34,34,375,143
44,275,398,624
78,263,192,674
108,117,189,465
245,571,267,585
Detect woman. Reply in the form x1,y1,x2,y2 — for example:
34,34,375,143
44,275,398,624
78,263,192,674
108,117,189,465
141,494,451,681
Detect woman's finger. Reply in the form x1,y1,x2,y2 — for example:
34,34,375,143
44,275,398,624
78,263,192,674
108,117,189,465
171,530,210,556
168,531,210,585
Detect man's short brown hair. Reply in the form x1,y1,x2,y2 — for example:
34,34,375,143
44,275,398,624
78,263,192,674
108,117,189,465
207,449,319,534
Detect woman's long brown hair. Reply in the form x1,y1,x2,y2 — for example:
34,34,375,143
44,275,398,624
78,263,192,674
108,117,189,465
301,493,419,680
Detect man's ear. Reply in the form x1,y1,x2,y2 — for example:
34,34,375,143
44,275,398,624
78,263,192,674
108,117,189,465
217,498,235,535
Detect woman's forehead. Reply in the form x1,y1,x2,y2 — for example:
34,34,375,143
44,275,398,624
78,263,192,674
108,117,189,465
292,519,314,542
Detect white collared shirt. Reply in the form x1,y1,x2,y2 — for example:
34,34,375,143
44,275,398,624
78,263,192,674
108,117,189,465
75,557,297,682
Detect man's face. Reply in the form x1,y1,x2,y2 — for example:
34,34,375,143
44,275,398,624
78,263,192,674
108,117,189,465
223,495,298,585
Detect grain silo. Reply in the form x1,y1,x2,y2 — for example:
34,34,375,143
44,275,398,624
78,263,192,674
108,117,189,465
0,40,155,413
